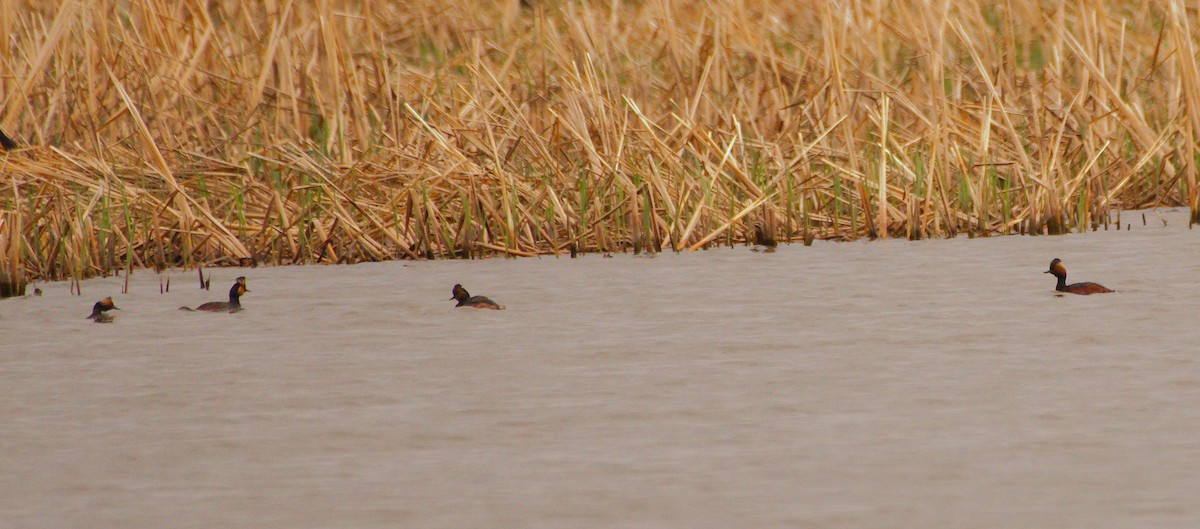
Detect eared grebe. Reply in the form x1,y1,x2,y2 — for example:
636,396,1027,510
451,284,504,310
86,296,119,323
1045,258,1114,295
0,127,17,150
180,276,248,312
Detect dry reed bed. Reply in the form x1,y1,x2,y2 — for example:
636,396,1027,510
1,0,1198,286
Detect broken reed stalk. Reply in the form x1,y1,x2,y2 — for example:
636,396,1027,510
0,0,1198,283
0,211,26,297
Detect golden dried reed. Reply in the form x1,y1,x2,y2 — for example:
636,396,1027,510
0,0,1197,284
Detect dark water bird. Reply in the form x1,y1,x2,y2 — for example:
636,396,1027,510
451,284,504,310
0,127,17,150
180,276,248,312
86,296,119,323
1045,258,1114,295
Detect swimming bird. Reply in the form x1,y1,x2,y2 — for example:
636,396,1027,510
180,276,248,312
451,284,504,310
86,296,119,323
1045,258,1114,295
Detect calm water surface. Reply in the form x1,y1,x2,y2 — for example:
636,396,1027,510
2,209,1199,528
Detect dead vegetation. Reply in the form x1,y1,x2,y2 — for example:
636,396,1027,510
1,0,1198,285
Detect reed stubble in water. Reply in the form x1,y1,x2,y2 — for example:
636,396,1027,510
1,0,1199,282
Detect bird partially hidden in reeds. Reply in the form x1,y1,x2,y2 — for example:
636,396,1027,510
451,284,504,310
86,296,119,323
0,127,17,150
1045,258,1114,295
180,276,248,312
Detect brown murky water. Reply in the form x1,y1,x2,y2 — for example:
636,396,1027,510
3,209,1199,528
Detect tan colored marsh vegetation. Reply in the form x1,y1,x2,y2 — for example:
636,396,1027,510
1,0,1199,289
